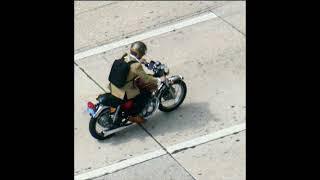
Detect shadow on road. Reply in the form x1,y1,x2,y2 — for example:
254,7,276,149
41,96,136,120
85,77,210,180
98,102,216,145
143,102,217,135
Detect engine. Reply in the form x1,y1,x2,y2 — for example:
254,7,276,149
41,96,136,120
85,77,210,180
139,97,160,119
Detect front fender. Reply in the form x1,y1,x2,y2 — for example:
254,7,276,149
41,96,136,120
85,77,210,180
168,75,184,84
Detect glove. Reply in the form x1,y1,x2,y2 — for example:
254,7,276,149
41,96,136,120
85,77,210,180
160,76,166,82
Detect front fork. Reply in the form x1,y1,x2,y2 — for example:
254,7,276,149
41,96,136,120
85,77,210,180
163,75,184,99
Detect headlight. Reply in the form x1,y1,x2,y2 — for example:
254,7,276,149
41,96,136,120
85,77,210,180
164,65,169,74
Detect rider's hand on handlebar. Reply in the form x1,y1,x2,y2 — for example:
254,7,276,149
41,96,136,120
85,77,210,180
160,76,166,82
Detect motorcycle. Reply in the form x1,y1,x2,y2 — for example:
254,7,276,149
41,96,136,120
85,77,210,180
87,60,187,140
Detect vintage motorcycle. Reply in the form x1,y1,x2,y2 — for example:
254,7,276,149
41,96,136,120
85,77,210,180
87,60,187,140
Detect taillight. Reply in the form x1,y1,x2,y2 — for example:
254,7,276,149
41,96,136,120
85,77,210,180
87,101,95,109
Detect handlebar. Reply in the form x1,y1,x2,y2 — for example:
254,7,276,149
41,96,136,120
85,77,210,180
145,60,169,77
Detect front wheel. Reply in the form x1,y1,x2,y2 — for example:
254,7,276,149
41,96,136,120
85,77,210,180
159,80,187,112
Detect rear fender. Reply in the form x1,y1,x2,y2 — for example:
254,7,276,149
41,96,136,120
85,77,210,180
93,106,110,118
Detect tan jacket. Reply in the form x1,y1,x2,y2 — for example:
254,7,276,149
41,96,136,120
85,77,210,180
108,54,159,100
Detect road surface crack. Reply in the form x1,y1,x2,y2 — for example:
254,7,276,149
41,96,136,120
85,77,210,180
139,124,197,180
209,9,246,37
74,62,107,93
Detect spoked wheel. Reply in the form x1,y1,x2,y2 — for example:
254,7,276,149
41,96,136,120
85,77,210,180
159,80,187,112
89,110,115,140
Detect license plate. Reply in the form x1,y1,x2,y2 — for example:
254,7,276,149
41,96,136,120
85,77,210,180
87,108,96,117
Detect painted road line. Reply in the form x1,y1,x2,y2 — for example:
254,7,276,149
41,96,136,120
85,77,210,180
74,149,167,180
74,12,218,61
74,123,246,180
167,123,246,154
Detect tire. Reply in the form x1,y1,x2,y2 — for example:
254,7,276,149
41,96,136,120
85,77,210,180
89,111,114,140
159,80,187,112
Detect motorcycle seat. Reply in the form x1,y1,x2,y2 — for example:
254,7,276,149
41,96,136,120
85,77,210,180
96,93,124,107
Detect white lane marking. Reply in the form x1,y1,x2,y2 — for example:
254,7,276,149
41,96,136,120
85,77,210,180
74,12,218,61
74,123,245,180
167,123,246,154
74,149,167,180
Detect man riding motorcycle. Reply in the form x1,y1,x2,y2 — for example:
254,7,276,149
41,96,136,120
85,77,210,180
107,41,165,124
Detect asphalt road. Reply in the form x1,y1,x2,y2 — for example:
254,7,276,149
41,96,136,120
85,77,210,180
74,1,246,179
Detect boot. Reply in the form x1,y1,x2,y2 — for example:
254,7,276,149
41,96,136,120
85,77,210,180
128,115,145,124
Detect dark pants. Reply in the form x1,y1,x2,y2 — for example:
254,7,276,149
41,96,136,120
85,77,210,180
127,91,151,116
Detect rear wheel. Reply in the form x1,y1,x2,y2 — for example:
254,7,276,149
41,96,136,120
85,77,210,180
89,109,115,140
159,80,187,112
